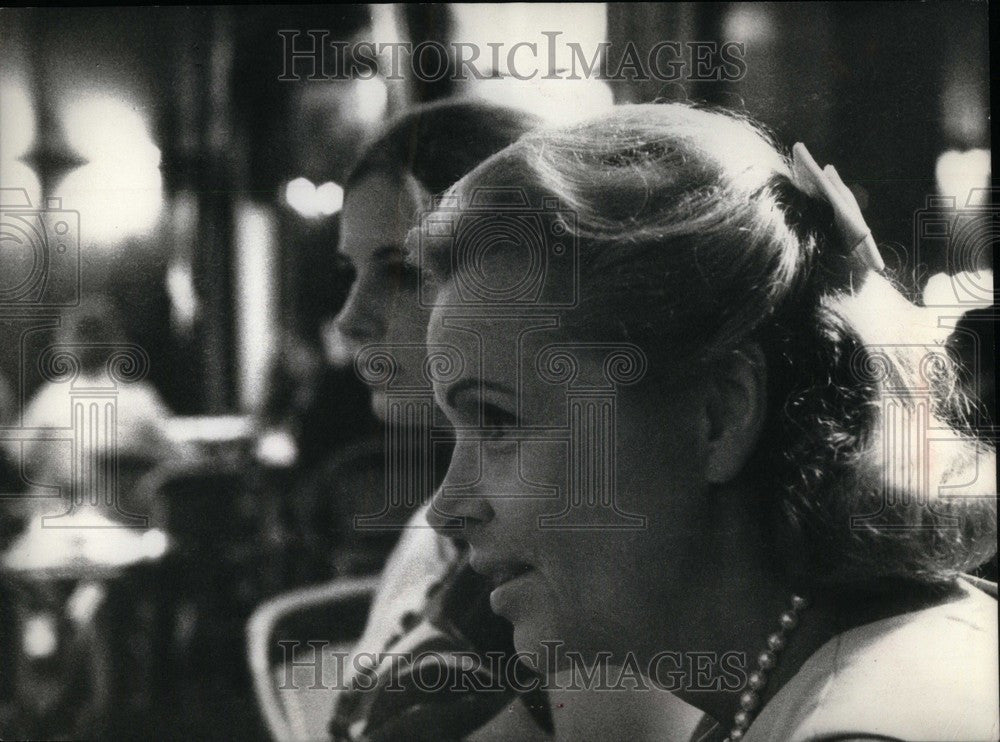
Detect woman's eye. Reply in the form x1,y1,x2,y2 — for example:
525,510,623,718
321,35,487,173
482,403,518,438
381,259,418,285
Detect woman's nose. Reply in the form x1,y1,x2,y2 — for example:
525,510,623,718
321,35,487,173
333,277,384,351
426,469,495,537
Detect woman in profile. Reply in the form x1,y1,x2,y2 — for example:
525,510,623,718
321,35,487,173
423,103,998,741
322,99,556,741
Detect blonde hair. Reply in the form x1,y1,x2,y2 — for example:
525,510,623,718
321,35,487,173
425,103,996,588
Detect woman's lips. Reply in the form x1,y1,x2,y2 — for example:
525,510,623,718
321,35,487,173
489,563,533,589
485,564,536,616
469,557,536,616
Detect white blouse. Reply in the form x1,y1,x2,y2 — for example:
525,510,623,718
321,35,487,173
744,578,998,741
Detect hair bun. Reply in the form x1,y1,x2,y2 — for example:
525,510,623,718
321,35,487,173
771,172,855,294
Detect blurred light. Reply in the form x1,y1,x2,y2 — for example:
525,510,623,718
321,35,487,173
370,3,404,48
450,3,611,124
450,4,607,74
285,177,318,217
76,522,169,565
60,93,161,166
0,160,42,207
0,79,36,159
67,582,107,624
166,259,199,331
140,529,169,560
723,5,775,45
23,613,58,658
316,181,345,215
53,162,164,245
2,508,172,573
234,200,279,412
255,429,299,468
163,414,253,444
348,78,389,126
923,269,994,312
935,149,991,205
284,177,343,218
167,193,200,332
53,93,164,246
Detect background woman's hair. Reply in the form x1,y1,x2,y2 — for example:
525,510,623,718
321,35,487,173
346,99,542,196
424,103,996,589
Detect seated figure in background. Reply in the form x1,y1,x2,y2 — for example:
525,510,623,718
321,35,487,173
9,294,182,526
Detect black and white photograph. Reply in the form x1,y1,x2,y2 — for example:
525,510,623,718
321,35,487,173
0,3,996,740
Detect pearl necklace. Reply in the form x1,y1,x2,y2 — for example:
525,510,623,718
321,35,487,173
723,594,809,741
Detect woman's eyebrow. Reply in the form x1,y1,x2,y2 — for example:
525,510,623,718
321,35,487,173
445,378,516,410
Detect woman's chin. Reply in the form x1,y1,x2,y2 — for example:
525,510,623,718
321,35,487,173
511,622,537,657
510,615,563,664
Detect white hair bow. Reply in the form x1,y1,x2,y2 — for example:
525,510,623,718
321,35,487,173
791,143,885,273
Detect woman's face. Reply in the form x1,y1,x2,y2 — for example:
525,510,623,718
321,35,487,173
334,171,432,417
426,265,715,667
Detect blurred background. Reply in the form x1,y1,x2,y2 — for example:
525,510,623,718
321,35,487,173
0,3,993,739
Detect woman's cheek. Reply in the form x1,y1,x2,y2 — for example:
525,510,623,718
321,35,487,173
531,544,622,654
383,286,429,346
514,439,572,519
478,440,522,493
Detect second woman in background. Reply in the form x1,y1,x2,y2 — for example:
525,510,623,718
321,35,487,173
325,99,552,741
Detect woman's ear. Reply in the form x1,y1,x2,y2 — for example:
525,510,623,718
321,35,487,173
703,342,768,484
